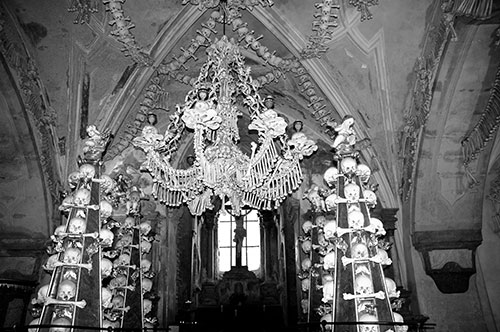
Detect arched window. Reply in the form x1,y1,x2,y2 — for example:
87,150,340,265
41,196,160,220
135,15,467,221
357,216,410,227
218,209,261,274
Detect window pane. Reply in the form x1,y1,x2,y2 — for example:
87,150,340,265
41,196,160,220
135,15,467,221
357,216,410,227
218,222,232,247
246,221,260,246
219,248,231,272
247,247,260,271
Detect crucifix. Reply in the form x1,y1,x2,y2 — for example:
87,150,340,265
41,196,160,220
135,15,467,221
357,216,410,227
233,217,247,267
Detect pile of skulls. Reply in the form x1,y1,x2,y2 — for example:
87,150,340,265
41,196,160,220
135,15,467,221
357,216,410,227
299,120,407,331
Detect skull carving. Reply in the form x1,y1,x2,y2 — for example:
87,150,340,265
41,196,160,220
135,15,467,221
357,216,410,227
363,190,377,208
301,220,313,234
323,219,337,239
49,317,71,332
142,277,153,294
301,240,312,254
141,258,152,273
102,287,113,308
101,258,113,278
301,257,312,271
356,163,371,183
68,217,86,234
143,298,152,315
301,278,310,292
99,229,114,247
340,157,357,175
323,167,339,187
351,243,369,259
344,183,361,202
320,313,334,331
355,274,374,295
57,280,76,301
347,209,364,229
63,248,81,264
323,251,336,270
141,239,152,254
322,275,334,302
358,313,378,332
114,253,131,267
79,163,96,181
384,277,399,298
139,221,152,235
73,188,91,206
99,200,113,220
112,294,124,308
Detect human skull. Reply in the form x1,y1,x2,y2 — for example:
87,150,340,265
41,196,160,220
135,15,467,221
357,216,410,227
99,229,114,247
102,320,120,329
363,189,377,208
320,313,334,331
63,248,81,264
351,243,369,259
301,220,313,234
323,219,337,239
323,167,339,187
355,274,373,295
79,163,96,180
73,188,91,206
143,299,153,315
99,174,116,194
114,253,131,267
68,217,87,234
344,183,361,202
116,233,133,248
301,240,312,254
28,318,40,332
67,171,81,190
141,239,152,254
393,312,408,332
53,225,66,237
102,287,113,308
368,218,386,236
301,257,312,271
44,254,60,271
315,215,326,227
123,216,136,229
139,221,152,235
347,209,364,229
49,317,71,332
112,294,125,308
375,248,391,265
142,277,153,294
99,200,113,220
340,157,357,175
301,278,310,292
36,284,50,303
385,277,398,298
323,251,336,270
322,276,334,302
141,258,152,273
325,193,339,211
300,299,309,314
356,163,371,183
101,258,113,278
57,280,76,301
110,275,128,288
358,313,378,332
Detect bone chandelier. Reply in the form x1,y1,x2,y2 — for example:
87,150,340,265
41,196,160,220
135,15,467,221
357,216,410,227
133,36,317,216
